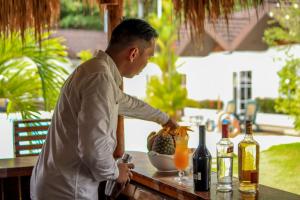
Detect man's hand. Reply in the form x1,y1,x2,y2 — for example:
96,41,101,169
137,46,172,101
116,162,134,184
163,118,178,130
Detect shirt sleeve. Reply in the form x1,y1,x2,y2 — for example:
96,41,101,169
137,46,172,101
118,91,169,125
77,73,119,181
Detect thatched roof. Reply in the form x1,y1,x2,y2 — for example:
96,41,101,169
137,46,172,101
172,0,264,42
0,0,264,42
0,0,60,42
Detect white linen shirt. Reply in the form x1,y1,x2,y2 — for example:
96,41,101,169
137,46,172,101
30,50,168,200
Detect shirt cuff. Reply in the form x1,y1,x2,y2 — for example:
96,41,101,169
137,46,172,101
156,111,169,125
108,161,119,180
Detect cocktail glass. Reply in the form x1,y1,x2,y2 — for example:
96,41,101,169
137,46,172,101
173,135,189,184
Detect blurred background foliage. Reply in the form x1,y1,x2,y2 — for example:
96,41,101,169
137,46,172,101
264,0,300,129
60,0,103,29
77,49,93,63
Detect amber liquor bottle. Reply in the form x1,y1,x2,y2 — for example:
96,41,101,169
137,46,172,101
238,120,260,193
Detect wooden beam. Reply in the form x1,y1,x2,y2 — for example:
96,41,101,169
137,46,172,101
107,0,124,40
105,0,124,159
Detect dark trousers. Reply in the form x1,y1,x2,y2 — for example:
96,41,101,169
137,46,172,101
98,181,107,199
98,181,130,200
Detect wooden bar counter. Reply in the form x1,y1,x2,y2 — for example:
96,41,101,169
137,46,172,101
126,151,300,200
1,151,300,200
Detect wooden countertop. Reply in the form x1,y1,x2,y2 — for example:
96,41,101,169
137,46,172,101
1,152,300,200
128,151,300,200
0,156,37,178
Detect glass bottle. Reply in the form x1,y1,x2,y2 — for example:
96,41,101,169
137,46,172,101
217,120,234,192
238,120,259,193
193,125,211,191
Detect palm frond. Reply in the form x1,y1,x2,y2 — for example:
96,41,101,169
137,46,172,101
0,29,70,119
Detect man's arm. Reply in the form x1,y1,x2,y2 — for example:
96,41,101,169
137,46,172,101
77,73,119,181
118,91,169,125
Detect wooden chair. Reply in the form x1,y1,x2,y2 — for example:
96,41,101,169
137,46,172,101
217,100,241,137
225,100,236,115
14,119,51,157
238,100,259,131
239,100,258,122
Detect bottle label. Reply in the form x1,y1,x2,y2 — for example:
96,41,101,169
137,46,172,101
193,172,201,180
242,147,257,170
227,146,233,153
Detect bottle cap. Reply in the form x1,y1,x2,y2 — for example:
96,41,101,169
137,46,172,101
222,123,229,138
222,119,230,125
245,120,253,134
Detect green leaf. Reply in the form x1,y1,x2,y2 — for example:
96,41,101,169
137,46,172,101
0,29,70,119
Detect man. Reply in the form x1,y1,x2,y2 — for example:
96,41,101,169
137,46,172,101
30,18,177,200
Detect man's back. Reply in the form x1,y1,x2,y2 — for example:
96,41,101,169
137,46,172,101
30,52,119,200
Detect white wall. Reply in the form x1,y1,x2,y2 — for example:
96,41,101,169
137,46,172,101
124,45,300,106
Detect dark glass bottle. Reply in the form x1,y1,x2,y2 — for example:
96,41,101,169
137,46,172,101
193,125,212,191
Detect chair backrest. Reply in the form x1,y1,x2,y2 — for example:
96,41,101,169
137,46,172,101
245,100,259,124
14,119,51,157
225,100,236,114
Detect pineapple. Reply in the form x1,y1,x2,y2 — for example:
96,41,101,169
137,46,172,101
147,131,158,151
147,126,192,155
151,128,175,155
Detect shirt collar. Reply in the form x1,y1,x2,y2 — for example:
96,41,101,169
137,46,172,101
96,50,122,87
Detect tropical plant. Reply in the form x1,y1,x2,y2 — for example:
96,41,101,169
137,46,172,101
263,0,300,129
263,1,300,46
0,30,70,119
276,57,300,126
145,0,187,120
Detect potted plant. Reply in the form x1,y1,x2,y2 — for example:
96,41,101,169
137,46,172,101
145,0,187,121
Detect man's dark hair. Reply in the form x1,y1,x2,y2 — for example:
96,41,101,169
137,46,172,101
108,18,158,49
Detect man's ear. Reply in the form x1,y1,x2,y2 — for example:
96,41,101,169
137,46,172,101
129,47,139,62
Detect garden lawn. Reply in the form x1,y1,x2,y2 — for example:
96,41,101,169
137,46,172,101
259,142,300,195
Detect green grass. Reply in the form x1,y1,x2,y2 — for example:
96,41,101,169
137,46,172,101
213,143,300,195
260,143,300,195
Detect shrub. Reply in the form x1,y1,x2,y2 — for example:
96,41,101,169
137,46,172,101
60,15,103,30
186,99,223,110
256,98,276,114
59,0,103,30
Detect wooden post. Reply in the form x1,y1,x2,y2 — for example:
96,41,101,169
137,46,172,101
101,0,125,159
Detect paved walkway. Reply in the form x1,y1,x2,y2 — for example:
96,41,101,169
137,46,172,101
124,118,300,157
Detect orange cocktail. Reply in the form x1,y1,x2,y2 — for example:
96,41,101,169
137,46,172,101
174,135,189,171
173,126,192,184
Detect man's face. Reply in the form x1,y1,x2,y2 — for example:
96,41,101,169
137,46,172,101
125,39,155,78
